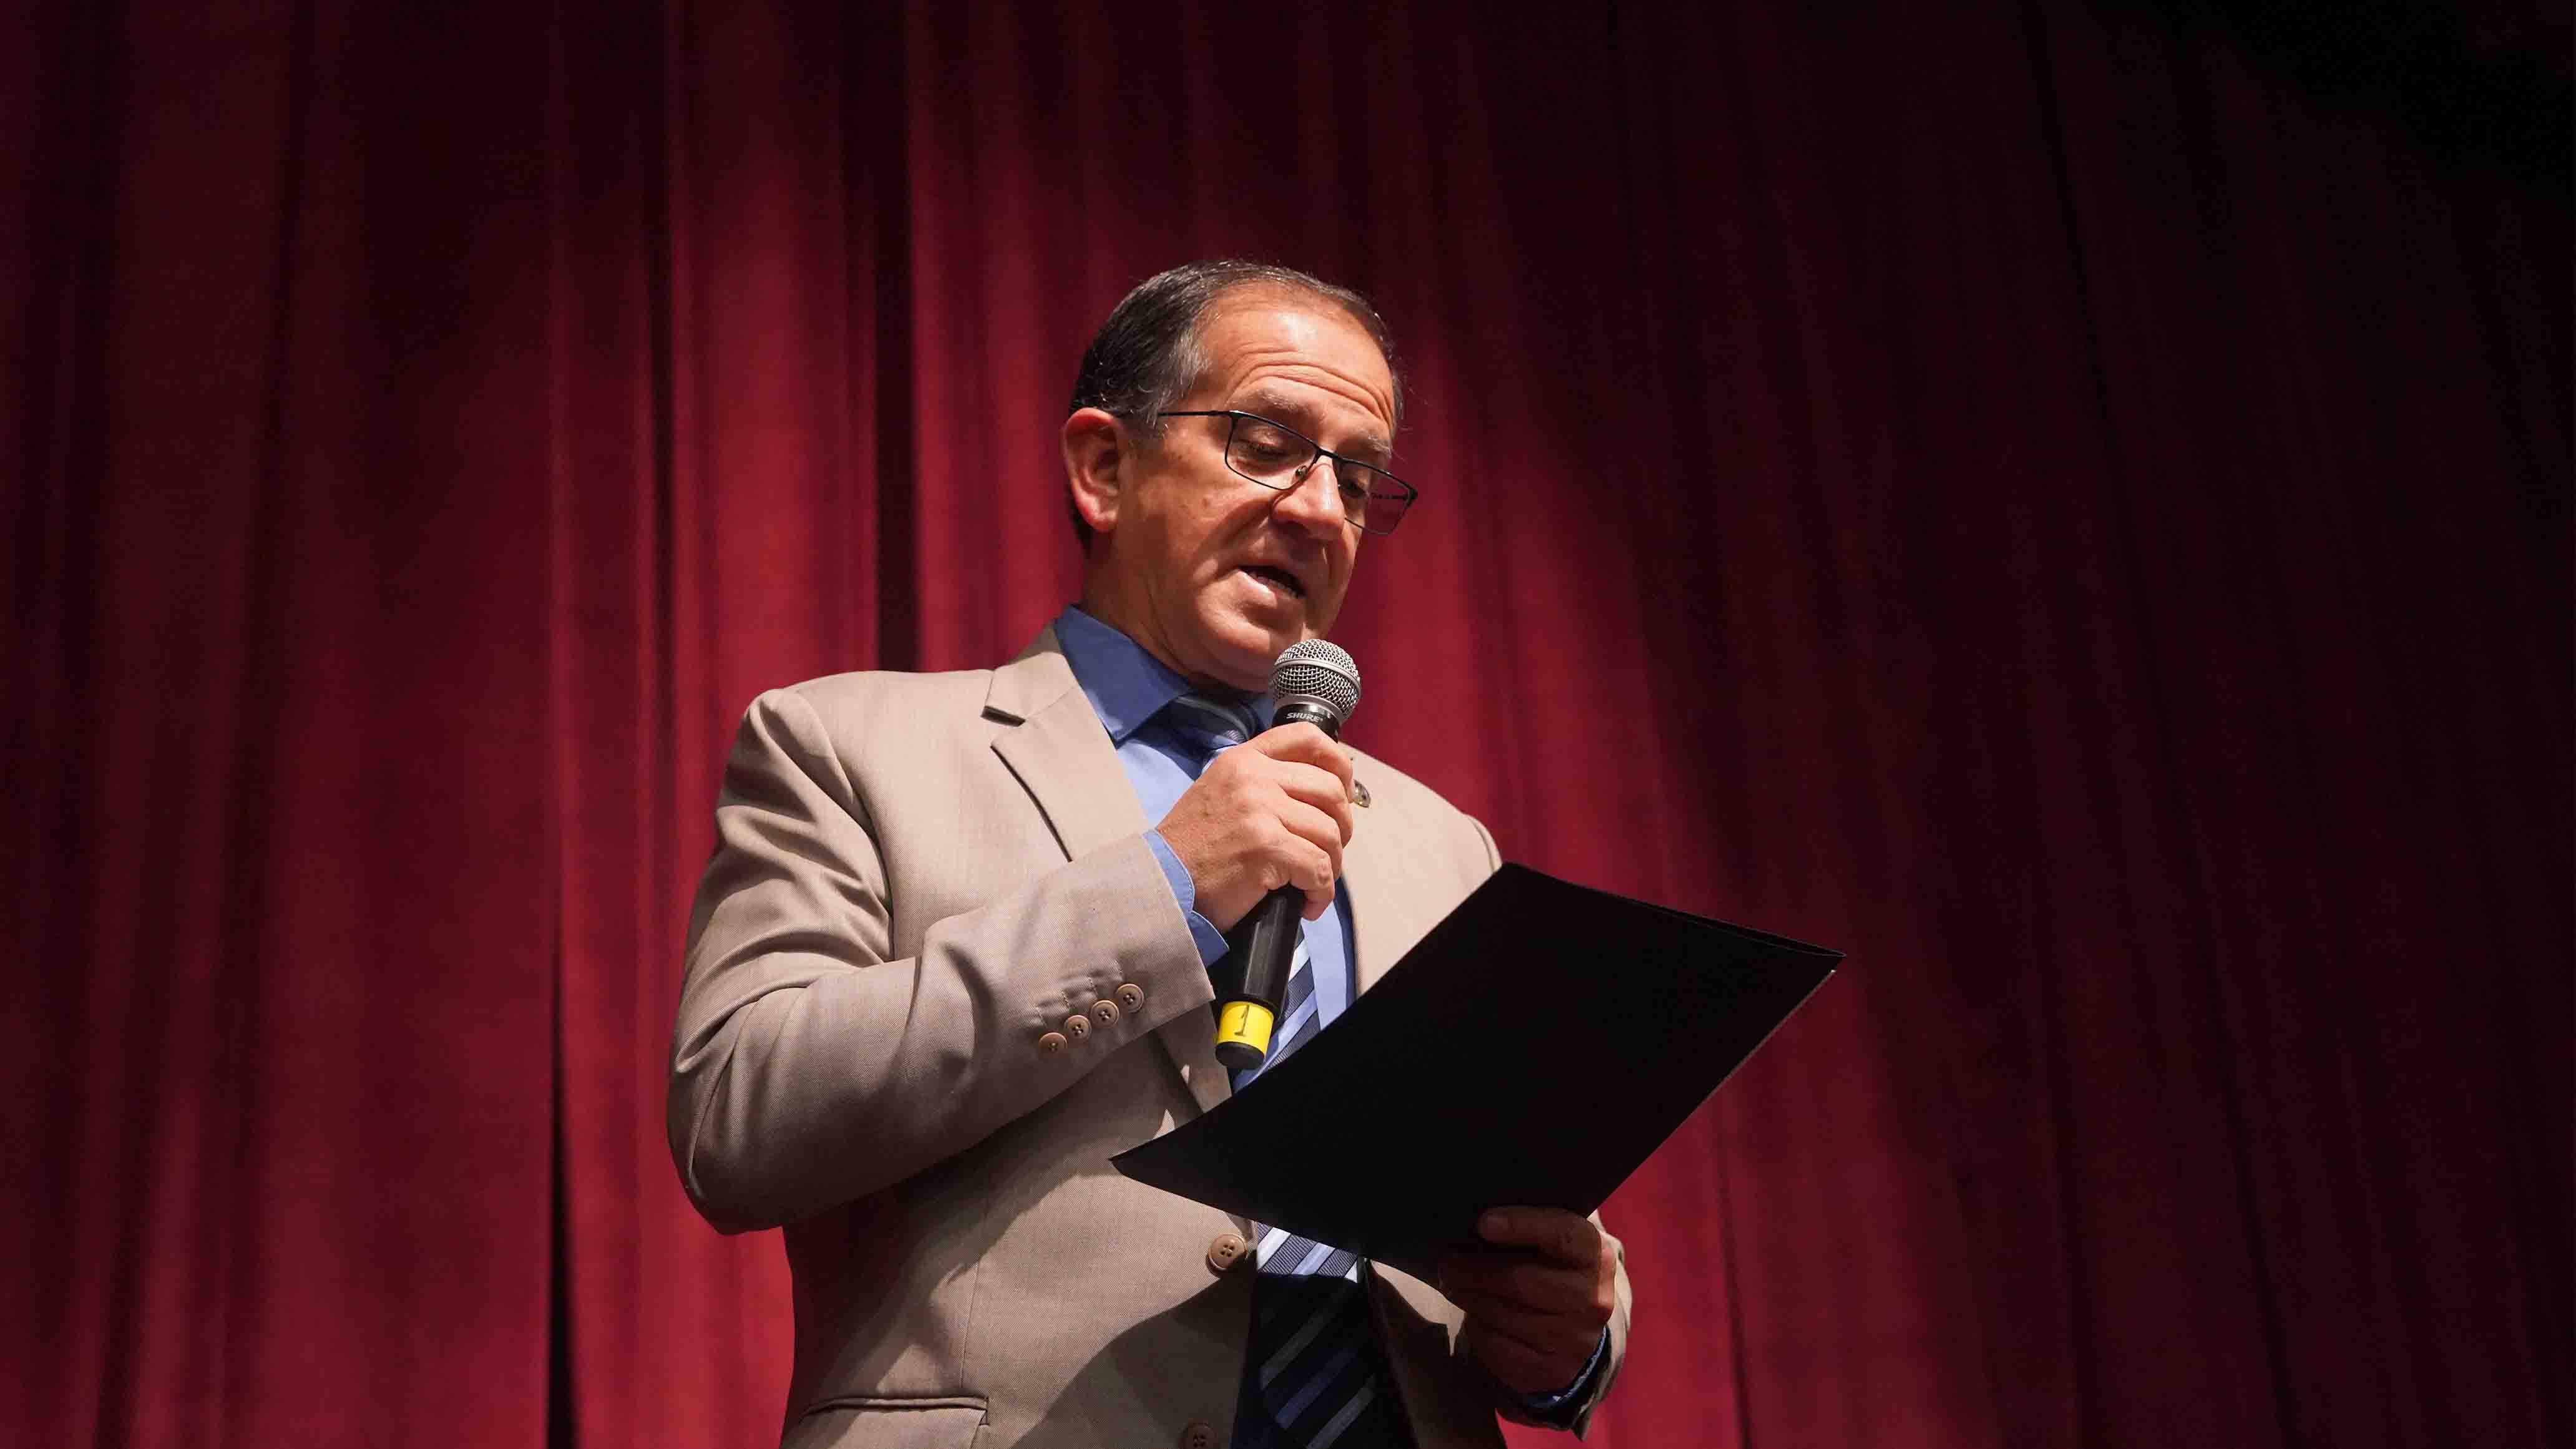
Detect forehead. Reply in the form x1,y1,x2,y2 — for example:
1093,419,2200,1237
1189,287,1397,443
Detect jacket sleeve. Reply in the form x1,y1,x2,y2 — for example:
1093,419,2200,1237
665,686,1211,1233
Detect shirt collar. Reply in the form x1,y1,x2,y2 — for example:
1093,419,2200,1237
1053,604,1273,744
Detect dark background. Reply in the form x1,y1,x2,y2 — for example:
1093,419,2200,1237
7,1,2567,1445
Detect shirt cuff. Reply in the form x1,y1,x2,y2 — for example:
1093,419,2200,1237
1143,828,1229,965
1508,1327,1610,1424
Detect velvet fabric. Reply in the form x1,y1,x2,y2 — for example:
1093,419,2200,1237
7,2,2565,1445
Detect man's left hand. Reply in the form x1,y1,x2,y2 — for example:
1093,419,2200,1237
1437,1206,1616,1396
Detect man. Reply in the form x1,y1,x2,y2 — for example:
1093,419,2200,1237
669,261,1631,1448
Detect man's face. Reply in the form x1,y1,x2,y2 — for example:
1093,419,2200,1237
1095,289,1396,692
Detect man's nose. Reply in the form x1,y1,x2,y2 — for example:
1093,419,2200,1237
1273,456,1352,533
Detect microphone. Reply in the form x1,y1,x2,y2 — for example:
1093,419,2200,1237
1212,639,1363,1074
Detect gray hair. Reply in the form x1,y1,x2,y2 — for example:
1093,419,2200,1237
1065,260,1402,547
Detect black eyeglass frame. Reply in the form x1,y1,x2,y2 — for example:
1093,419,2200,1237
1155,409,1420,537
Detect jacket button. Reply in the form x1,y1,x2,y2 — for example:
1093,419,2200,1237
1205,1231,1249,1274
1179,1423,1218,1449
1091,998,1121,1027
1038,1032,1068,1055
1116,982,1145,1010
1063,1012,1091,1041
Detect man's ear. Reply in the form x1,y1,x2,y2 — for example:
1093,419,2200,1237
1061,407,1129,537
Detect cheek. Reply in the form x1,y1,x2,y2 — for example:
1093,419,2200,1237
1139,500,1221,571
1179,499,1265,561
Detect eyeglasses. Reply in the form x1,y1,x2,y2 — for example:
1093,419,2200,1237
1156,410,1419,536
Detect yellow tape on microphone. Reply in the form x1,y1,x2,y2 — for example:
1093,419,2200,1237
1214,999,1276,1065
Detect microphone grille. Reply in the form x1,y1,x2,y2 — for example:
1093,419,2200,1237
1270,638,1362,724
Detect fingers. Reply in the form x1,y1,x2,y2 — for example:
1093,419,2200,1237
1461,1319,1592,1397
1453,1295,1601,1360
1476,1208,1602,1265
1244,723,1356,799
1440,1208,1616,1384
1266,804,1341,915
1272,763,1356,844
1438,1250,1601,1319
1156,723,1360,929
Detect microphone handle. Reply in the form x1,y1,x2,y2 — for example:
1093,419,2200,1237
1213,886,1304,1071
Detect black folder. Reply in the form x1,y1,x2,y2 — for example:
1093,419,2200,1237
1111,863,1842,1282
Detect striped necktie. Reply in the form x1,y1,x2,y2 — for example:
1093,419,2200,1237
1228,964,1409,1448
1158,690,1265,766
1151,692,1413,1448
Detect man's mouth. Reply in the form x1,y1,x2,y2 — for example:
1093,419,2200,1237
1235,564,1307,600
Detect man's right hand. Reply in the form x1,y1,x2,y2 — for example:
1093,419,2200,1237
1156,722,1355,930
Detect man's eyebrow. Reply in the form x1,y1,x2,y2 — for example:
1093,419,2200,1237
1237,393,1394,464
1340,432,1396,466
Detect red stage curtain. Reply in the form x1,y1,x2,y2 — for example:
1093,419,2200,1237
7,2,2565,1446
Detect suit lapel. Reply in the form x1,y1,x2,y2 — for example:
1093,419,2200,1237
985,627,1233,1118
988,675,1146,865
1341,798,1404,995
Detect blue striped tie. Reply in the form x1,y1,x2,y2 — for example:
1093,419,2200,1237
1228,950,1408,1448
1158,691,1266,763
1152,693,1412,1449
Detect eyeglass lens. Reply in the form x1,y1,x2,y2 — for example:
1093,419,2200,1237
1224,416,1410,533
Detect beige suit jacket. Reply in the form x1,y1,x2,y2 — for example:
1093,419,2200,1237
669,627,1630,1448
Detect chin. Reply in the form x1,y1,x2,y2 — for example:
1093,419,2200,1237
1198,613,1302,688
